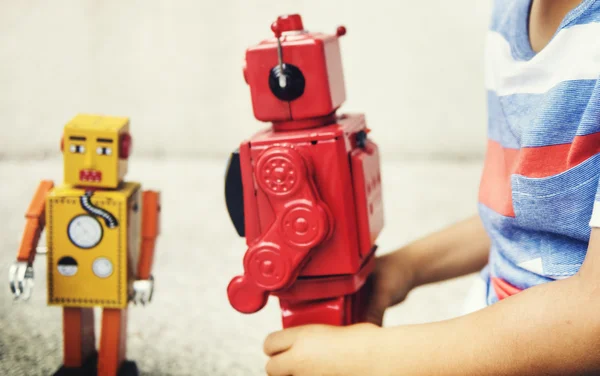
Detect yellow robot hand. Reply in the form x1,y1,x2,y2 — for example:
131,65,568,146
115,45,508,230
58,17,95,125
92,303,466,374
9,261,34,300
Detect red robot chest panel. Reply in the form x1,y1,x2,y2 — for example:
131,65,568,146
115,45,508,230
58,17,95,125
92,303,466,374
240,114,384,277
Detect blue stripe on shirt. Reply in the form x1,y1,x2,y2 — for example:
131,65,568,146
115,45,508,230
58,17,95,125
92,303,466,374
562,0,600,28
488,80,600,148
489,0,600,61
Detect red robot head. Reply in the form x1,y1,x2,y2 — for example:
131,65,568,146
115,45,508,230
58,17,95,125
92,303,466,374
243,14,347,127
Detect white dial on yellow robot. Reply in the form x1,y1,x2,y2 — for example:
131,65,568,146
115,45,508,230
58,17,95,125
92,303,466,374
68,215,102,249
93,257,113,278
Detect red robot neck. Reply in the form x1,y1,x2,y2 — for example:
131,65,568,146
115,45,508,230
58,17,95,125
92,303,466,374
271,113,337,132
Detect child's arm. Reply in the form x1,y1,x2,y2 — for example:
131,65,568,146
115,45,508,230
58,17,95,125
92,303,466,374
264,229,600,376
366,214,490,325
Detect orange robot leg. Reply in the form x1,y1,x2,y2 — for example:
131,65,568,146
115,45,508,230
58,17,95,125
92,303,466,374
98,308,130,376
62,307,96,369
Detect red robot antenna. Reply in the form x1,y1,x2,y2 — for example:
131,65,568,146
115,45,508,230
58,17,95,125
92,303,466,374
271,14,304,37
270,14,305,90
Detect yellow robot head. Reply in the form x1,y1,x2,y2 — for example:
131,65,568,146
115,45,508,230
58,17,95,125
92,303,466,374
61,114,132,189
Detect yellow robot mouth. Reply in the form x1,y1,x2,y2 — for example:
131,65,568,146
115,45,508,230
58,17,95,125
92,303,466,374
79,169,102,182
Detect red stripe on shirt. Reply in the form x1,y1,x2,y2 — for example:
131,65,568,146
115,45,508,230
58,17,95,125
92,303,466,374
479,140,519,217
491,277,522,300
478,132,600,217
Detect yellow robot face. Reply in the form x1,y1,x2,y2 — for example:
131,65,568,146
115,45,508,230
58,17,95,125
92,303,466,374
62,114,131,189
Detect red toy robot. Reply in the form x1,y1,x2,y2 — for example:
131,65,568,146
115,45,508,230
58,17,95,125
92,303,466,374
225,14,384,328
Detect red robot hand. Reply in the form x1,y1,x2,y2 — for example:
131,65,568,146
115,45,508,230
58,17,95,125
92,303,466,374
227,146,332,314
227,276,270,314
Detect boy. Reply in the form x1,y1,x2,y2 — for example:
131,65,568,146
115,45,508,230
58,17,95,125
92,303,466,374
263,0,600,375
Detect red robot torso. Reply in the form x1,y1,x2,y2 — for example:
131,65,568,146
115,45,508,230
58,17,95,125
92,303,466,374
225,14,384,328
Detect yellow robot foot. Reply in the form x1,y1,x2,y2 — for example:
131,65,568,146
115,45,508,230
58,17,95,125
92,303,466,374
53,352,98,376
117,360,139,376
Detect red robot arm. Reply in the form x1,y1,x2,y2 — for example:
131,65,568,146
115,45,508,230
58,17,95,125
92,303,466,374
227,145,333,314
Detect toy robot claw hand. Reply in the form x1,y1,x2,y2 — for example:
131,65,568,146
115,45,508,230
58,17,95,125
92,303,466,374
9,261,34,300
132,275,154,306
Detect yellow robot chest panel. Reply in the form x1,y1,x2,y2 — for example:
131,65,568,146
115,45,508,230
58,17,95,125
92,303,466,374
45,183,141,308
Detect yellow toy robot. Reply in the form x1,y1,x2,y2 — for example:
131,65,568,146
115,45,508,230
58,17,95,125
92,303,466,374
9,114,161,376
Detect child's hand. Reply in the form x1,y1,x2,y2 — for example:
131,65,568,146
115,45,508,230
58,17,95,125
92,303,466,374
264,323,383,376
365,251,416,326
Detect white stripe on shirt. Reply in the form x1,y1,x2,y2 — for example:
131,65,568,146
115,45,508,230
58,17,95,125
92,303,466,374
485,23,600,96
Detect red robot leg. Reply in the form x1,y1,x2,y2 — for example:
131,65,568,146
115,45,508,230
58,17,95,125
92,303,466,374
279,280,372,328
348,278,371,324
280,297,346,328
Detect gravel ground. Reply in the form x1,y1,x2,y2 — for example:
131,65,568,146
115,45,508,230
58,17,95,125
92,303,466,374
0,157,484,375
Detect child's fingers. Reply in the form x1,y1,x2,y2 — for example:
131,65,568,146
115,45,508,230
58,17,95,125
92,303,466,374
264,327,303,356
365,305,385,326
365,292,389,326
265,350,295,376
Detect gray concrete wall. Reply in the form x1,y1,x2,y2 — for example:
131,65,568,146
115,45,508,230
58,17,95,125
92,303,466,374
0,0,491,160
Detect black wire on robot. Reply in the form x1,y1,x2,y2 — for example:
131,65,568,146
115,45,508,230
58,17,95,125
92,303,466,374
80,191,119,228
268,33,305,102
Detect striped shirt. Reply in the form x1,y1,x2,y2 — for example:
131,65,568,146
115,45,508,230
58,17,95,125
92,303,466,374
478,0,600,305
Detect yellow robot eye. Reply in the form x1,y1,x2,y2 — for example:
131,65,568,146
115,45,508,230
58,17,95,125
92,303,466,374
96,147,112,156
69,144,85,154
